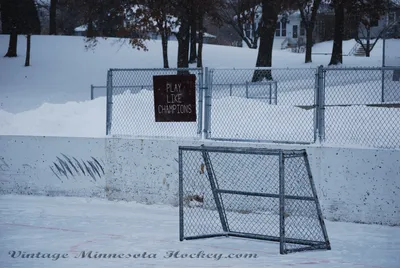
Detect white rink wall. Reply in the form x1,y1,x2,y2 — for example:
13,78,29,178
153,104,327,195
0,136,107,198
0,135,399,226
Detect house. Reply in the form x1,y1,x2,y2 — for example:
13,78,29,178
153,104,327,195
358,2,400,39
243,1,400,50
242,5,307,50
274,11,306,49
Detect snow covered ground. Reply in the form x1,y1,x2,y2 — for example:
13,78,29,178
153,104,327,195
0,34,399,268
0,35,399,144
1,195,399,268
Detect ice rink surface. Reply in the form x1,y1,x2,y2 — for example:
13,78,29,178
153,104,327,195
1,195,399,268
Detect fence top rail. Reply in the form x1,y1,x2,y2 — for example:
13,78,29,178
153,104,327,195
109,67,203,72
211,81,278,86
179,145,306,156
209,67,317,71
323,66,400,71
105,66,400,72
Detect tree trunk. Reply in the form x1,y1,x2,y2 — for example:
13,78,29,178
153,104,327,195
177,33,190,70
176,12,190,74
22,0,41,34
305,25,313,63
161,31,169,68
25,34,31,66
366,27,371,57
298,0,321,63
197,16,204,68
87,19,95,38
5,29,18,57
329,0,344,65
252,0,277,82
49,0,58,35
251,21,259,49
189,7,197,64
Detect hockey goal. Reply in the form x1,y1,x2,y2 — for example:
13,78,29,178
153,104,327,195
178,145,331,254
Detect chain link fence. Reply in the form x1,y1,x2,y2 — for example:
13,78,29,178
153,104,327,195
322,66,400,148
90,85,106,100
206,68,317,144
105,66,400,149
383,39,400,68
178,145,331,254
106,68,203,138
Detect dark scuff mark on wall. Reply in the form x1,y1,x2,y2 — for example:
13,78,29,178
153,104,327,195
0,157,10,171
50,154,104,182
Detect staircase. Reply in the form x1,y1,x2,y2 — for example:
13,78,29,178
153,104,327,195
353,46,366,57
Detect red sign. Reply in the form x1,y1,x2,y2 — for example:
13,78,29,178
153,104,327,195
153,74,197,122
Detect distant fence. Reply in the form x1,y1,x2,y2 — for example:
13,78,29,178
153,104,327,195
104,66,400,149
90,85,106,100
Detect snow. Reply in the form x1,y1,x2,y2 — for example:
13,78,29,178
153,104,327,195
1,82,398,147
0,34,399,267
1,34,399,147
0,194,399,268
0,34,398,143
75,25,88,32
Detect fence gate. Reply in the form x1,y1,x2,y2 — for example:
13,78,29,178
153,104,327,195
204,68,318,144
106,68,204,138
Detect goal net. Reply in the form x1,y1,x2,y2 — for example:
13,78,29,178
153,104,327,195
178,145,331,254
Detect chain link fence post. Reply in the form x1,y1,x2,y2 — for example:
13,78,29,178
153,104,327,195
197,68,204,136
203,67,212,139
314,65,326,143
90,84,94,100
319,66,326,143
106,69,113,135
313,67,319,143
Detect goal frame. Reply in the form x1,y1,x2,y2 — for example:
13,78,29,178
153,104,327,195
178,145,331,254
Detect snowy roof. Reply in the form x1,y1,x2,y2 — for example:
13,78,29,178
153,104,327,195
74,25,87,32
203,32,216,38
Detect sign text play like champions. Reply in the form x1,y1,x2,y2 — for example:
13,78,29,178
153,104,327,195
153,74,197,122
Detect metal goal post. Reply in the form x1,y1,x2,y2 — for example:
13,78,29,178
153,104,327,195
178,145,331,254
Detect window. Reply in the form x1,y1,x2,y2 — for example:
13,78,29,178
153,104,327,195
388,12,396,24
293,25,298,38
300,21,306,36
282,21,287,37
276,22,281,36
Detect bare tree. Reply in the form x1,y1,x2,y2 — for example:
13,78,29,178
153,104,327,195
351,0,393,57
81,1,151,52
196,0,224,67
50,0,58,34
252,0,297,82
1,0,20,57
145,0,177,68
173,0,191,70
297,0,322,63
20,0,41,66
25,34,31,66
219,0,261,49
2,0,40,60
189,3,198,63
329,0,345,65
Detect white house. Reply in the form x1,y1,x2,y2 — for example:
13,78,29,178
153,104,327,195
242,5,306,50
274,11,306,49
243,0,400,50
